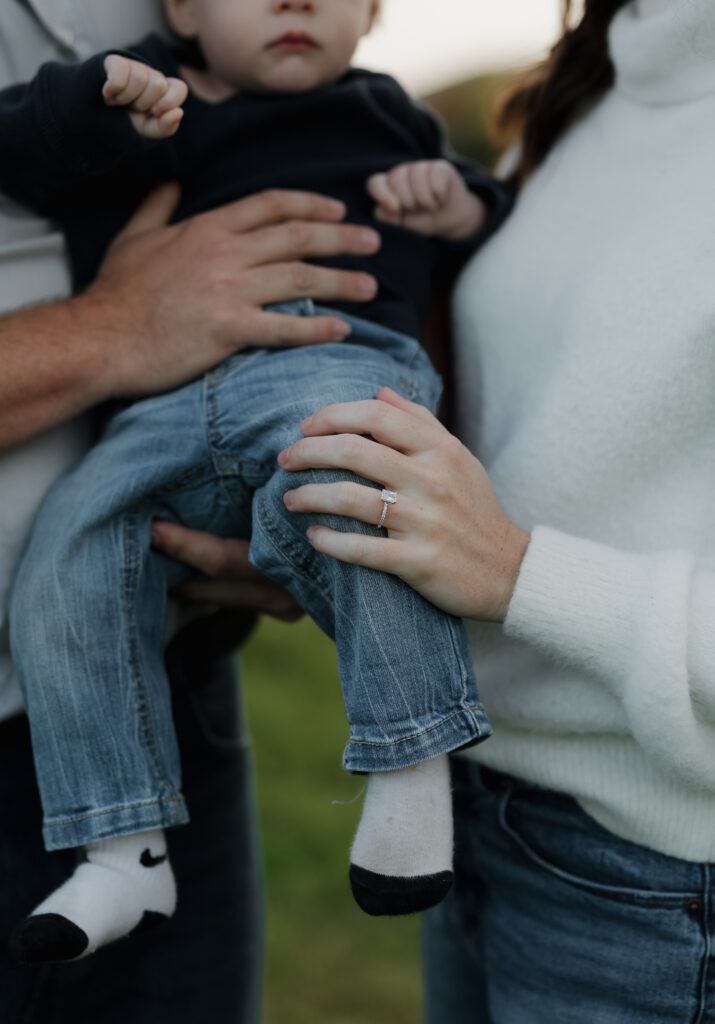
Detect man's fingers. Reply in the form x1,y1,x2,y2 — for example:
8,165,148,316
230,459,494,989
173,578,303,620
241,220,381,267
243,262,377,306
252,311,352,346
206,190,349,235
151,522,263,580
113,182,181,242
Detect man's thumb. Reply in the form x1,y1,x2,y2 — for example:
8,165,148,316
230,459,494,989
116,181,181,241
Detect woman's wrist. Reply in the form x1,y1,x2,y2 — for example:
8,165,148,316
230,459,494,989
492,524,531,623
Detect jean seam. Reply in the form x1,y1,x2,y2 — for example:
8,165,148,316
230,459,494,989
693,864,711,1024
497,791,700,908
122,511,176,801
255,489,333,593
43,795,185,830
347,706,488,747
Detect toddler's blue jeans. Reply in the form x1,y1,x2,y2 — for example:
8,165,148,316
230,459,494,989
10,305,490,851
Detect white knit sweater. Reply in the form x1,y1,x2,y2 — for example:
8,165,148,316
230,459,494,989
454,0,715,860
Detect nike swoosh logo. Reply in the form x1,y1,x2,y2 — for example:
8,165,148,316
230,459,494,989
140,848,168,868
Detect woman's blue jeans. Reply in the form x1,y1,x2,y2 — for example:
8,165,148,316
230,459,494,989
0,652,263,1024
9,306,489,851
423,757,715,1023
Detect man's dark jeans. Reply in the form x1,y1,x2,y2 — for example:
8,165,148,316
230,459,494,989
0,651,263,1023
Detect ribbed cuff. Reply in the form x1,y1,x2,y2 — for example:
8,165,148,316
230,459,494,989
503,526,656,681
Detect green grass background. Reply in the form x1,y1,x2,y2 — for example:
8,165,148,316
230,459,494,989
241,616,422,1024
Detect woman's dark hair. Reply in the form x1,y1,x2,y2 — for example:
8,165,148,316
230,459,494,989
494,0,631,181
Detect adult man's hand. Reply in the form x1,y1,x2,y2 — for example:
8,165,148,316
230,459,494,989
0,186,380,449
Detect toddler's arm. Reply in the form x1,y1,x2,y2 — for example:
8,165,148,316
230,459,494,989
103,55,188,140
367,160,486,241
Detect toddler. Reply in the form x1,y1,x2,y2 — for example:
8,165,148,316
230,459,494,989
2,0,511,962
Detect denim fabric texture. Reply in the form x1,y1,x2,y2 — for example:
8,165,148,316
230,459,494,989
422,757,715,1023
10,305,490,850
0,655,263,1024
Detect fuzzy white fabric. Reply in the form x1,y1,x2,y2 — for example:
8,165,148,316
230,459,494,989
453,0,715,860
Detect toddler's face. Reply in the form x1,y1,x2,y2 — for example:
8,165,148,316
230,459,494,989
164,0,379,94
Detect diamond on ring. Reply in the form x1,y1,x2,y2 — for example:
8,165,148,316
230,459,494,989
377,489,397,529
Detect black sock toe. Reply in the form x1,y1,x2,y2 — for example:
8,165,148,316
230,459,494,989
9,913,89,963
349,864,453,916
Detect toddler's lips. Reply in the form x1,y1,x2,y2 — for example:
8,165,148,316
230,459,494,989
267,31,320,51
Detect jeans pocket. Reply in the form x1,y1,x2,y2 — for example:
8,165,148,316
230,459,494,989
497,787,700,907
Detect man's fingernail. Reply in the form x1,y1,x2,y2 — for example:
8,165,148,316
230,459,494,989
329,199,346,216
306,527,316,542
301,415,313,431
278,448,289,465
361,228,379,246
359,275,377,297
332,321,351,340
283,490,294,509
150,527,161,546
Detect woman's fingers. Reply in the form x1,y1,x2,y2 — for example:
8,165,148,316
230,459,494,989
306,525,404,574
284,480,391,528
291,393,444,454
278,432,405,487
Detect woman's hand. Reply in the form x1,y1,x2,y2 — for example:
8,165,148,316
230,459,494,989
278,387,531,623
151,521,303,622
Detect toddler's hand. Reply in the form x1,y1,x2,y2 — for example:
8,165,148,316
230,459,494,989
367,160,486,241
103,55,188,140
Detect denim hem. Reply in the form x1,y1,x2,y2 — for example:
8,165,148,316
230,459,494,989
341,706,492,773
42,796,190,851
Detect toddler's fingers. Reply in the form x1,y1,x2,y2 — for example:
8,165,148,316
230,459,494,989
130,68,171,112
384,163,420,211
102,54,132,101
150,77,189,116
130,108,184,140
406,161,441,211
427,160,455,203
366,172,401,213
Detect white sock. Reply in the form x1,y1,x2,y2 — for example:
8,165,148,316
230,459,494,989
349,755,453,915
10,829,176,962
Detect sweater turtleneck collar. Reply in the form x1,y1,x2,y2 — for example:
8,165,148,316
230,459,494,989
609,0,715,104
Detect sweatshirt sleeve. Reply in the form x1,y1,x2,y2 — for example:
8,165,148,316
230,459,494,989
504,526,715,784
0,50,160,213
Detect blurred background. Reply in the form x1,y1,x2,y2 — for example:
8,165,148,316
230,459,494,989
242,4,562,1022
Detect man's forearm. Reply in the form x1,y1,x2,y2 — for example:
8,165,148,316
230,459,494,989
0,295,111,450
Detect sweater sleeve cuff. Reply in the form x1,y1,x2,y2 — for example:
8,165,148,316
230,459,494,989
503,525,656,672
35,51,152,177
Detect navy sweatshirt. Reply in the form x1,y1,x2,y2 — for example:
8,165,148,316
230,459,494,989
0,33,512,339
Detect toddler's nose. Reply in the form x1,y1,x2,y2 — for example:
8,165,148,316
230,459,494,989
274,0,315,12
